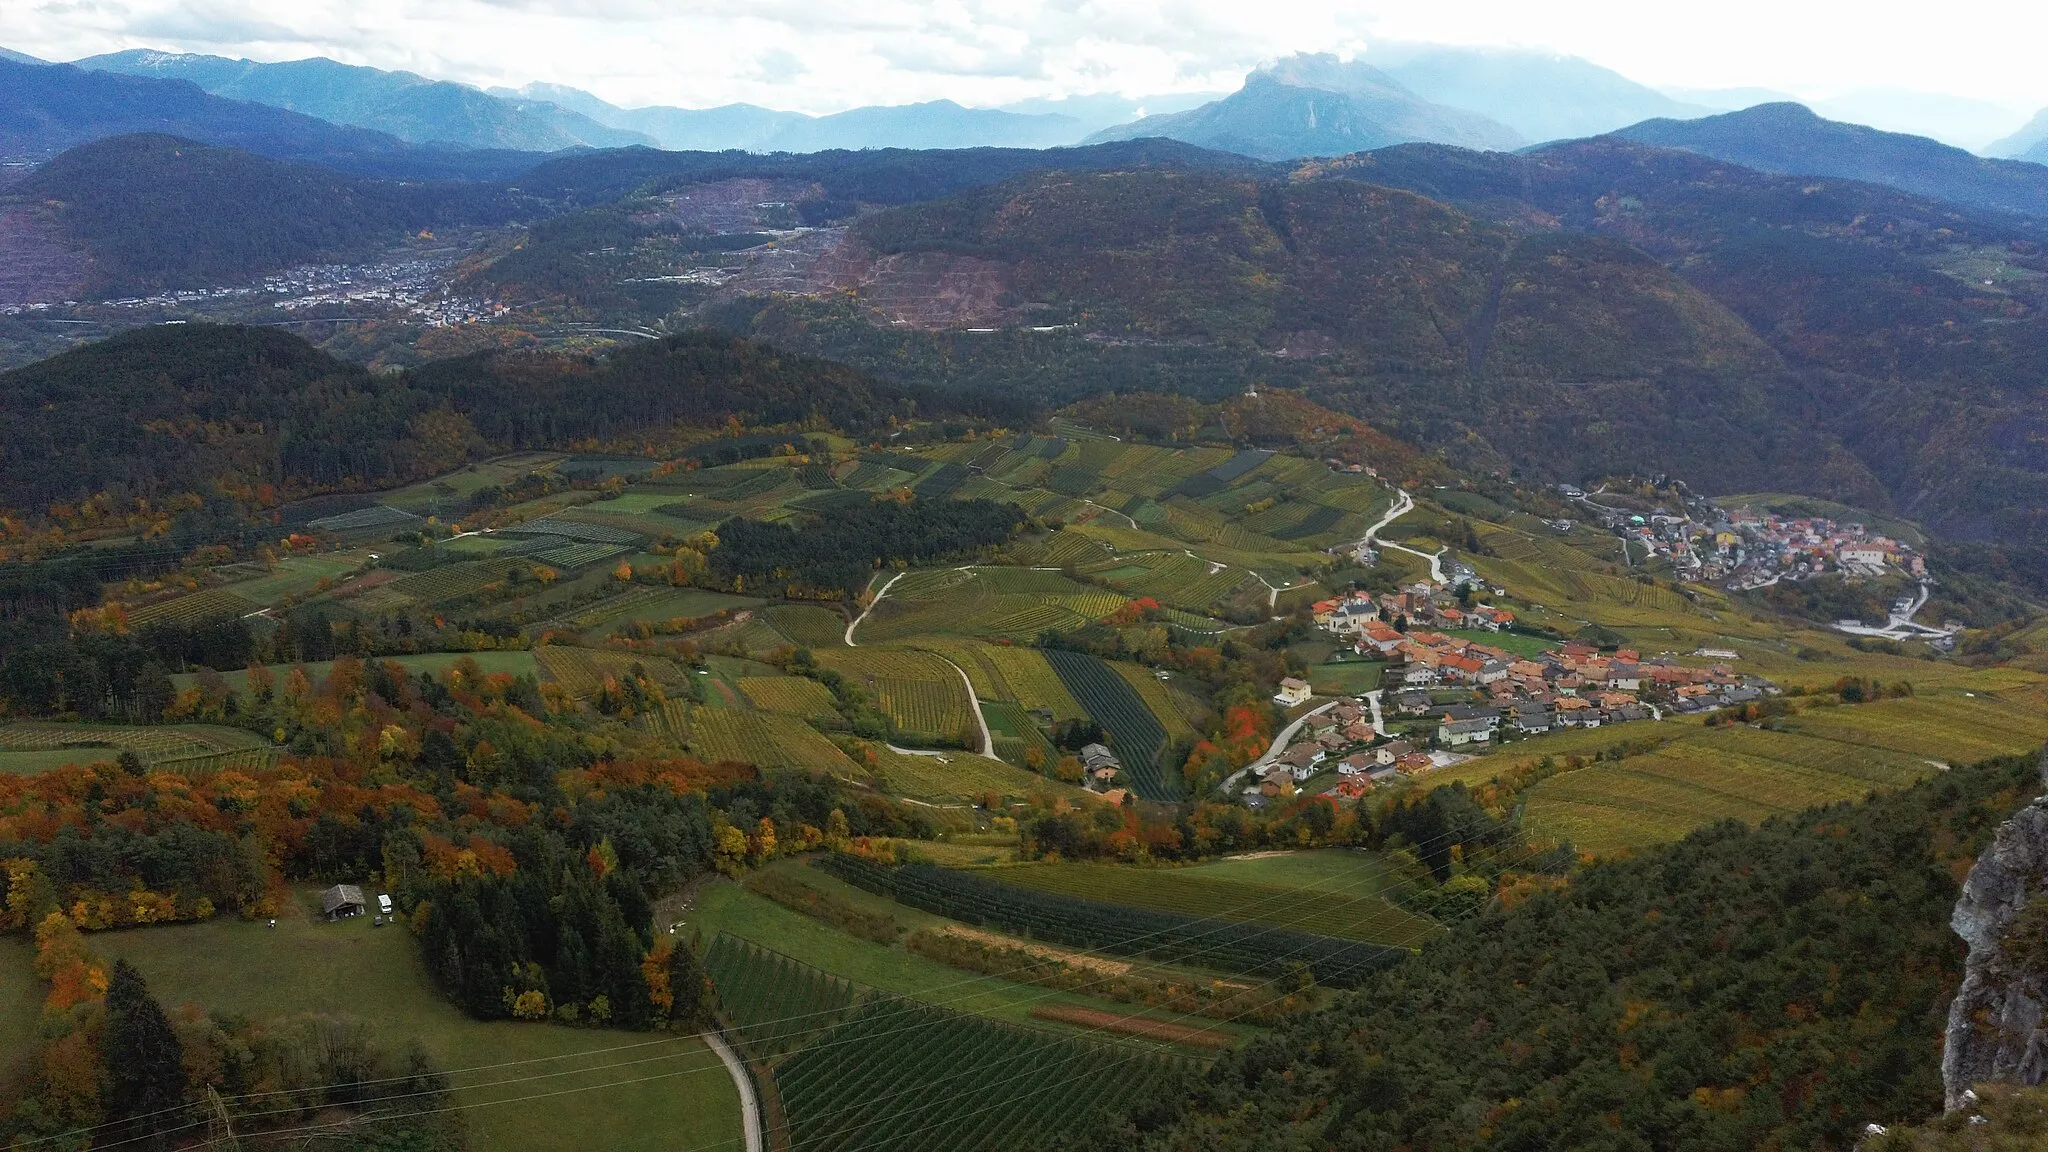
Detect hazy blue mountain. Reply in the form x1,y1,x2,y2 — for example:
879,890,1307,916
1810,88,2028,152
1367,44,1710,143
494,84,1087,151
1661,85,1800,111
1614,102,2048,217
0,58,548,179
997,92,1223,135
759,100,1085,151
0,46,46,65
491,83,806,150
1087,54,1521,160
75,51,652,151
1981,109,2048,160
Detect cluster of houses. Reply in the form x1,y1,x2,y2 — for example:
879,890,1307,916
1248,697,1431,805
1713,507,1924,586
1243,594,1779,806
1315,587,1515,639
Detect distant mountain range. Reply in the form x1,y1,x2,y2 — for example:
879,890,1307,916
74,51,651,152
492,83,1098,152
1087,54,1524,160
1366,44,1710,143
1614,103,2048,219
0,58,545,180
1987,110,2048,163
0,46,44,66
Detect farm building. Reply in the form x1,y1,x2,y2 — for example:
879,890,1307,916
321,884,366,920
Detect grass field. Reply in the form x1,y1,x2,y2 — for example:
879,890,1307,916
535,646,682,698
864,744,1078,805
0,937,38,1076
1408,707,2009,855
990,859,1441,950
737,676,841,722
685,876,1254,1043
1308,660,1386,696
181,651,539,698
83,892,739,1152
220,553,371,605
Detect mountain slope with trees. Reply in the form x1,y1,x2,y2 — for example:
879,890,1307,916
0,323,943,515
1078,752,2046,1152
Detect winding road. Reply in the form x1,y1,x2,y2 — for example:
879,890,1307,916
844,571,905,646
1219,698,1342,794
703,1030,763,1152
1350,487,1447,585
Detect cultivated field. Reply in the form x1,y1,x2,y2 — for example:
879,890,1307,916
84,891,740,1152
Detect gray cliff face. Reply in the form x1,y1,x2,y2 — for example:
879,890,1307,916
1942,754,2048,1110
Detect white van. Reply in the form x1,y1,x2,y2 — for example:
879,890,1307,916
377,893,394,916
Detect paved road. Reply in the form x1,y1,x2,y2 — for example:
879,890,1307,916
844,571,906,646
1347,487,1446,585
703,1030,762,1152
1363,689,1387,738
1219,698,1341,794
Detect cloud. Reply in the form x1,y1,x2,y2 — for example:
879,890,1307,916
3,0,2047,114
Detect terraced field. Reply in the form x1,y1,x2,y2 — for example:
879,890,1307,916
1520,725,1940,855
816,649,975,744
126,588,259,628
1043,650,1182,801
915,641,1087,722
534,646,681,697
763,604,849,648
864,745,1069,804
654,704,862,774
992,859,1442,949
1779,694,2048,763
737,676,841,722
0,723,278,774
858,567,1125,643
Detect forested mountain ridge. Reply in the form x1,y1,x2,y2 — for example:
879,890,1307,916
1077,752,2048,1152
1613,103,2048,219
705,147,2048,550
10,134,517,293
0,323,943,518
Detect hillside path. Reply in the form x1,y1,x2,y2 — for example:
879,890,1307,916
703,1030,762,1152
845,570,905,646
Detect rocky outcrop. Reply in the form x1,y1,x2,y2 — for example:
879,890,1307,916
1942,752,2048,1110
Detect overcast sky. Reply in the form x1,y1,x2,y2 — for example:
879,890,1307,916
5,0,2046,115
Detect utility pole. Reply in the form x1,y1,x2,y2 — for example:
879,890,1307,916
206,1084,240,1150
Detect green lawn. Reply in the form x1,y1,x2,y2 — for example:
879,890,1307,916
1188,849,1412,891
1443,629,1555,659
88,892,740,1152
0,748,125,775
223,553,372,605
1308,660,1386,695
610,589,764,626
0,937,40,1079
686,875,1255,1043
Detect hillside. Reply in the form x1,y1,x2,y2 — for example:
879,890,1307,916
0,58,546,180
0,323,933,513
696,144,2048,551
1077,752,2047,1152
1613,103,2048,219
9,134,515,292
76,50,652,152
1088,54,1522,159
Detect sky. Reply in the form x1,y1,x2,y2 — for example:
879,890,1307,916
4,0,2048,117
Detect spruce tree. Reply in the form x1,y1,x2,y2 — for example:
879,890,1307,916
104,959,187,1148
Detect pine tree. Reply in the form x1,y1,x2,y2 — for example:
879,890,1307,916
104,959,187,1148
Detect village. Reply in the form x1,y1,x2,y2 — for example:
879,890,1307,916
1229,582,1777,807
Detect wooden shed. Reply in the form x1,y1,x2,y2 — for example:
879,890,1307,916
321,884,366,920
